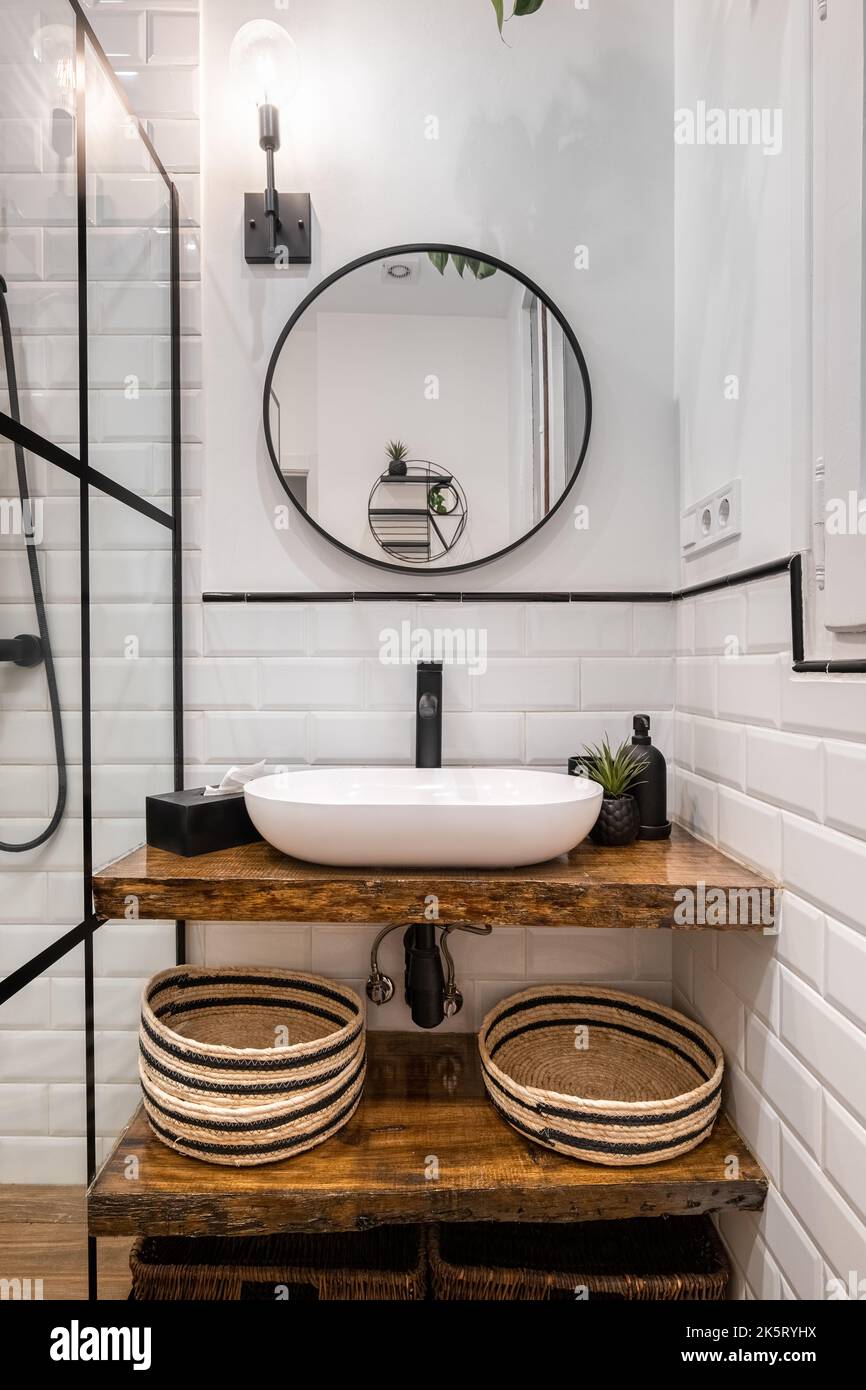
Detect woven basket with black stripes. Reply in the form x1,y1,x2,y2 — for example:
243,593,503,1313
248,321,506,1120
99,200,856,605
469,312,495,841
479,984,723,1165
140,966,365,1166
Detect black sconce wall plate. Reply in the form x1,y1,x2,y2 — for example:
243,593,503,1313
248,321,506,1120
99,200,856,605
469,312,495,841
244,191,312,264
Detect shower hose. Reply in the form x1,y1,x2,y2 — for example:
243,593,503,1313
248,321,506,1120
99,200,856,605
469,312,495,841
0,274,67,851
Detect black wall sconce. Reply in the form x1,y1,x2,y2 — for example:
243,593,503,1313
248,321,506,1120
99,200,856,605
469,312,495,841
229,20,312,267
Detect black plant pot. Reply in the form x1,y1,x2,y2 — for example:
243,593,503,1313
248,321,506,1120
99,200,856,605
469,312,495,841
388,459,408,477
589,792,640,847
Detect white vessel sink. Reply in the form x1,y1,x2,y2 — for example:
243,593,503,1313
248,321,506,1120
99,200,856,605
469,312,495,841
244,767,603,869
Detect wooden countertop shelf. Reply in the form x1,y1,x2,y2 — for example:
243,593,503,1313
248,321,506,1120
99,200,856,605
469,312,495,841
88,1032,767,1237
92,824,776,929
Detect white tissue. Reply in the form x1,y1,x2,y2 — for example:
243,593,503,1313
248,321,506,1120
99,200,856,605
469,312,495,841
203,759,267,797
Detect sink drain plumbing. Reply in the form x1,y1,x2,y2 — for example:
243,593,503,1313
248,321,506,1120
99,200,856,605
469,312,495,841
366,922,493,1029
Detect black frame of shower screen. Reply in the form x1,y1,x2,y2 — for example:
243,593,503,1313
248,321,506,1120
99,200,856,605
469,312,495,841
0,0,185,1301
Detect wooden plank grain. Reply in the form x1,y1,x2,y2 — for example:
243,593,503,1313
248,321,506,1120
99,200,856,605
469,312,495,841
92,824,777,928
88,1033,767,1238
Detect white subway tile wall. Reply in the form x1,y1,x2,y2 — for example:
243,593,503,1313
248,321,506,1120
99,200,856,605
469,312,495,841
0,0,201,1183
673,579,866,1302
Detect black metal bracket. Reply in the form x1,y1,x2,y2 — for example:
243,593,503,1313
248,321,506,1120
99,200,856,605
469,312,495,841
244,191,312,265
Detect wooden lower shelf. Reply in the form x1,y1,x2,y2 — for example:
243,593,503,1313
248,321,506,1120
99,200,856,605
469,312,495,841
88,1033,767,1237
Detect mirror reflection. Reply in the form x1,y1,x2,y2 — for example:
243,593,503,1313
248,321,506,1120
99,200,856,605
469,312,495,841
266,248,591,570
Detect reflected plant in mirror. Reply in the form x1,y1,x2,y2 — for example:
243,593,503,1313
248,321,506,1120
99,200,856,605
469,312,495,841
264,245,591,573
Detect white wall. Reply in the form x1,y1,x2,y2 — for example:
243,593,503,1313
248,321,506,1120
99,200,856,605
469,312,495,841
673,578,866,1301
672,0,866,1301
201,0,677,592
674,0,812,583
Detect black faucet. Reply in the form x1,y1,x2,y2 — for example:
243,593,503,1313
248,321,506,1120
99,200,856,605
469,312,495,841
415,661,443,768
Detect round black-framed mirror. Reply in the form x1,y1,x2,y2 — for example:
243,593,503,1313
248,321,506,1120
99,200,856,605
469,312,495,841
263,244,592,575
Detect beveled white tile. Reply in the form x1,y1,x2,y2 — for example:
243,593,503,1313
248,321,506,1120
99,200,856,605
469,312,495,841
147,118,199,172
261,658,365,711
824,1094,866,1224
364,657,471,713
633,603,675,656
472,660,579,712
204,924,311,970
825,916,866,1029
673,769,718,843
0,225,42,277
776,893,824,992
747,577,792,653
114,66,199,119
694,592,746,656
780,970,866,1125
675,657,715,715
718,786,782,878
692,959,745,1065
310,603,415,657
203,604,305,658
442,713,523,765
580,658,674,711
309,712,411,765
673,712,693,770
526,603,631,656
824,739,866,840
723,1060,781,1183
692,716,745,789
185,658,258,710
526,928,634,980
746,728,823,821
203,711,306,765
147,10,199,65
783,814,866,931
780,1129,866,1289
746,1014,820,1154
525,712,632,766
717,655,782,727
782,674,866,743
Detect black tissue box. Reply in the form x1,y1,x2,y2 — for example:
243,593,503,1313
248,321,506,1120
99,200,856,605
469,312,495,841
145,787,262,857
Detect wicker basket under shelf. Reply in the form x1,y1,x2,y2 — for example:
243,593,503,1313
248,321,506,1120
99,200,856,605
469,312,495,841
130,1227,427,1301
139,966,365,1166
429,1217,730,1301
479,984,724,1165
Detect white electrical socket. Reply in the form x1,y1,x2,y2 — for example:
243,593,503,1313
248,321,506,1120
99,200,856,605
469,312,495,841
681,479,741,557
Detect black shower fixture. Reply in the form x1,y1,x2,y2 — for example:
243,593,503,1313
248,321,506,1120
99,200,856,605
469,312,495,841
0,634,43,666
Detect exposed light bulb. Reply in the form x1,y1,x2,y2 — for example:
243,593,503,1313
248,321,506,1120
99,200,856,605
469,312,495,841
33,24,75,99
55,55,74,93
229,20,301,112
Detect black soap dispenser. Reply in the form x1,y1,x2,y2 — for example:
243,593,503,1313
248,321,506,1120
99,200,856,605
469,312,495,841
631,715,671,840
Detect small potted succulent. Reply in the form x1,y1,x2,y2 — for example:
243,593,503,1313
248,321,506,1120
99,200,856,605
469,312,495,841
386,440,409,477
578,736,649,847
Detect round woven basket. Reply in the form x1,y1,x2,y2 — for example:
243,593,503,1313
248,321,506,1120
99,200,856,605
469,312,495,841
140,967,365,1166
479,984,723,1166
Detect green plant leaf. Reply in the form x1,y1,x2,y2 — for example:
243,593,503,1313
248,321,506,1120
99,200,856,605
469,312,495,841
465,258,481,277
491,0,505,33
451,255,466,277
513,0,544,15
474,260,497,279
427,250,449,275
579,736,648,797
